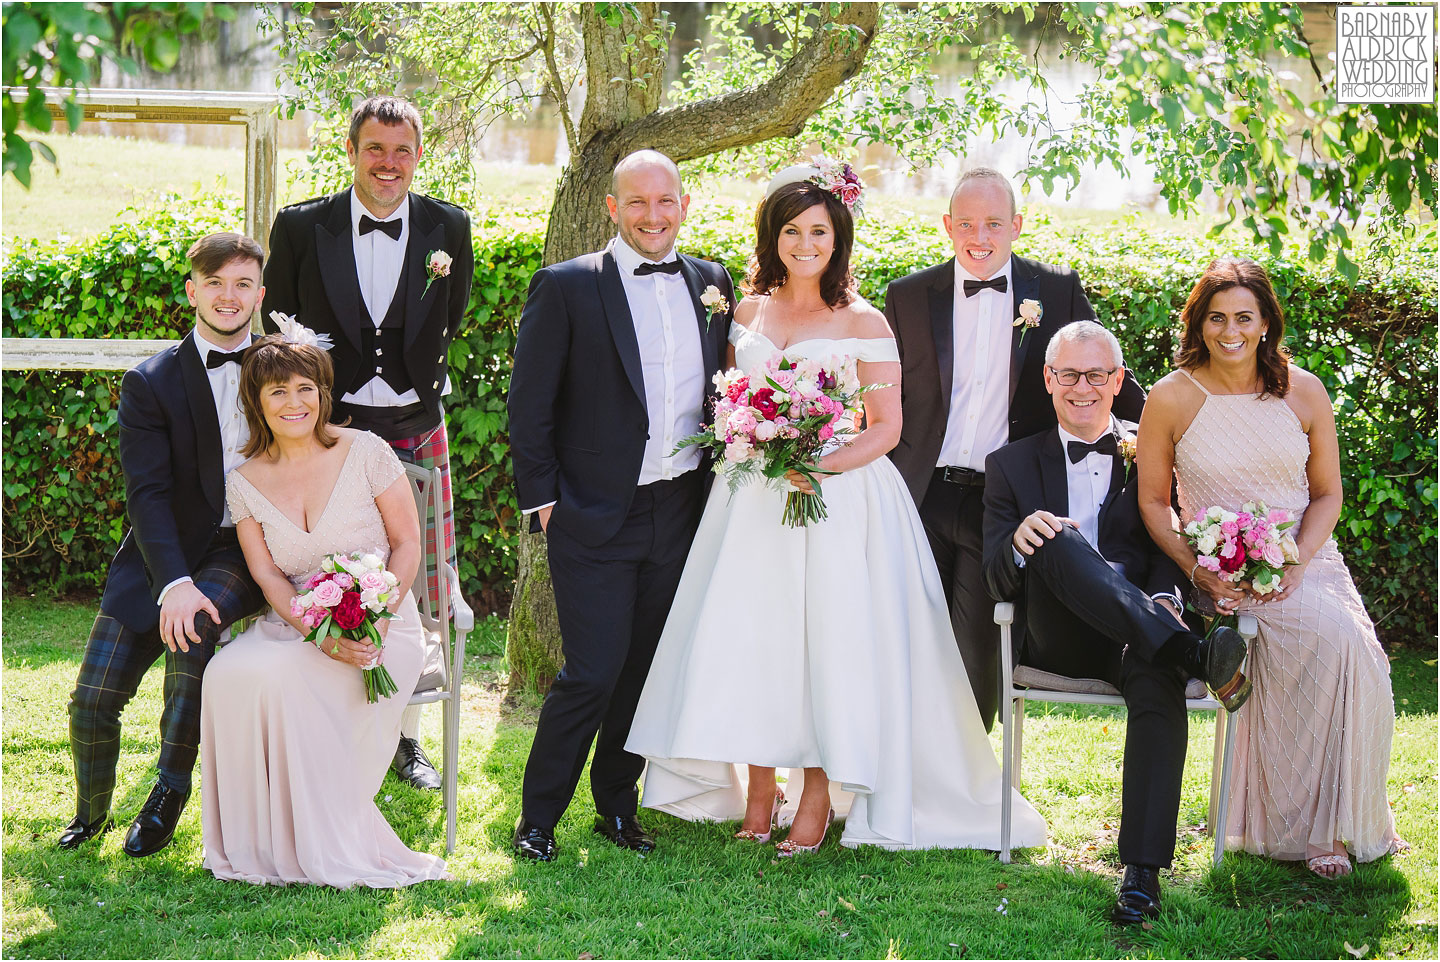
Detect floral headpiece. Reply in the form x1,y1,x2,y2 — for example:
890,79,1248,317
268,311,334,351
765,156,866,217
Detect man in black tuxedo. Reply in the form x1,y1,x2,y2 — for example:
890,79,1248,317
884,167,1146,731
262,96,473,790
982,320,1249,925
507,149,735,861
62,233,266,856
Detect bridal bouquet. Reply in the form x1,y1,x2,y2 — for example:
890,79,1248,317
676,352,870,526
1184,501,1300,596
292,551,403,702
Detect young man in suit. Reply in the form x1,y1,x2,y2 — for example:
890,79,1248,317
884,167,1146,731
262,96,474,790
507,149,735,861
982,320,1249,924
62,232,267,856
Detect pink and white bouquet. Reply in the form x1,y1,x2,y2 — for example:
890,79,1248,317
1184,501,1300,596
675,352,871,526
291,550,403,703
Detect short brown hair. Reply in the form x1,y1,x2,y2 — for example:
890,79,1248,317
347,96,423,149
1175,257,1292,398
744,182,855,310
238,335,341,458
187,232,263,279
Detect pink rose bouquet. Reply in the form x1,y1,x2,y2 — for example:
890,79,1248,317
1183,501,1300,596
675,352,872,526
291,550,404,702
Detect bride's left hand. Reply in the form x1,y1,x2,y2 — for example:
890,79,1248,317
785,467,823,495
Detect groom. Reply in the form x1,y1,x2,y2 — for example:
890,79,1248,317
262,95,474,791
884,167,1145,732
507,149,734,861
982,321,1249,924
62,232,266,855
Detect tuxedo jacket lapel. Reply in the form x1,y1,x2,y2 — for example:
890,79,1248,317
597,252,647,409
1009,255,1040,408
677,256,719,376
404,194,446,350
1097,421,1131,532
177,333,225,515
316,191,364,354
928,264,956,407
1039,429,1069,517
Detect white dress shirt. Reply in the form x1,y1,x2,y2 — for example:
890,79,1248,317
1057,423,1114,558
342,189,422,407
157,329,252,606
938,258,1014,470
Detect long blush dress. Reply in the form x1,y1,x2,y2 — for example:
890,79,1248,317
200,430,448,888
625,324,1048,852
1172,370,1398,863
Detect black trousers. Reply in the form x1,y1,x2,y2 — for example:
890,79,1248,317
1022,524,1189,868
521,470,705,829
920,472,999,731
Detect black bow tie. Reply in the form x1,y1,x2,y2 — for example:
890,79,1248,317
206,349,246,369
359,215,402,240
963,275,1008,297
634,260,681,276
1067,434,1117,463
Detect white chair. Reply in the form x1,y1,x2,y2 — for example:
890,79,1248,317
995,601,1256,866
403,462,474,854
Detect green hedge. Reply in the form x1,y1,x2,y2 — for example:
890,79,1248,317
5,197,1435,647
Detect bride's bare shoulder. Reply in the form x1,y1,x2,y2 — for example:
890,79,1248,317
838,295,891,340
733,294,762,326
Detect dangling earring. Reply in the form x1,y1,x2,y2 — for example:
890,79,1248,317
1261,333,1267,342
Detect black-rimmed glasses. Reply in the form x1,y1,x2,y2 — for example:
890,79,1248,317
1048,366,1118,386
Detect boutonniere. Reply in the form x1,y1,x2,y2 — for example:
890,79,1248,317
1013,298,1042,344
423,249,453,296
700,285,730,331
1117,434,1138,481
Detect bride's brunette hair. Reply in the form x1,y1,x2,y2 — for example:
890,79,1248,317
238,334,342,457
745,181,855,309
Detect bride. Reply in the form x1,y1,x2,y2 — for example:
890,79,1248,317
624,163,1047,853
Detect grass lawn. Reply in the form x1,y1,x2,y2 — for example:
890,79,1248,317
1,595,1434,960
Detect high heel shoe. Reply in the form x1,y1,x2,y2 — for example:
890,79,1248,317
734,790,785,844
776,808,834,857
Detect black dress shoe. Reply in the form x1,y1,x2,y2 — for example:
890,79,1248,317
391,736,442,791
513,818,558,862
593,814,655,853
1110,864,1162,925
1195,626,1252,711
122,783,189,857
57,815,112,850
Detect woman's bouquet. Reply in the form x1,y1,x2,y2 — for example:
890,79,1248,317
1184,501,1300,596
292,551,403,703
676,352,871,526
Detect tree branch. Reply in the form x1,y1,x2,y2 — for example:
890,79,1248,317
539,2,578,155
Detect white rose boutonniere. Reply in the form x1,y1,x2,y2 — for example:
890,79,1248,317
1014,298,1042,345
700,284,730,330
1117,435,1137,481
423,249,453,296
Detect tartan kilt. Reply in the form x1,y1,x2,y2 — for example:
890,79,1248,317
388,420,457,610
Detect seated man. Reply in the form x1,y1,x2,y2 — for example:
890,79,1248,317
982,320,1249,925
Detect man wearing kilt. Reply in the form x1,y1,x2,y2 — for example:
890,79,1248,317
262,95,474,790
61,233,267,855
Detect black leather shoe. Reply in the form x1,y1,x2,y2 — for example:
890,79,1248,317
1197,626,1252,712
1110,864,1162,925
391,736,442,791
593,814,656,853
513,818,558,862
122,783,189,857
57,814,112,849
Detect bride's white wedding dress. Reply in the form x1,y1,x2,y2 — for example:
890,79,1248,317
625,323,1047,851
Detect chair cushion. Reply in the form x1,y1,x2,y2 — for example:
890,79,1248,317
412,629,447,694
1012,665,1208,700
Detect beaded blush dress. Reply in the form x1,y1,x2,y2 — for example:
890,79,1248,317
1171,370,1398,863
200,430,448,888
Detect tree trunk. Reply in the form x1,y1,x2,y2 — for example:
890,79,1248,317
506,2,881,695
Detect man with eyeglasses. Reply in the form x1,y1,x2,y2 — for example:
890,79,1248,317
884,167,1144,731
981,320,1249,926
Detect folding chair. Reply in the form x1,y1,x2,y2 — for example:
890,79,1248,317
995,601,1256,866
403,462,474,854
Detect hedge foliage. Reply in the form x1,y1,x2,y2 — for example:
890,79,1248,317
4,197,1435,646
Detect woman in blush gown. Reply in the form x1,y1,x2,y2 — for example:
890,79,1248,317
1137,258,1406,879
624,164,1047,855
200,333,448,888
